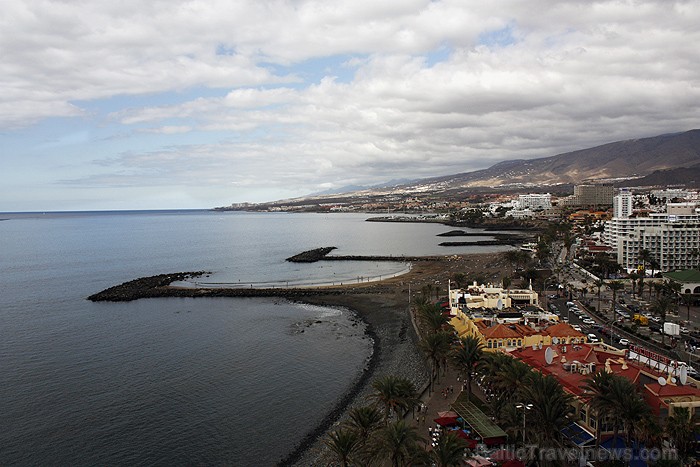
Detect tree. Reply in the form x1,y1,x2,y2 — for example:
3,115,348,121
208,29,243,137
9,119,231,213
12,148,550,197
666,407,696,462
325,427,361,467
429,430,470,467
373,420,426,467
519,371,574,448
369,375,419,421
502,249,530,272
420,331,452,392
583,370,615,448
607,280,625,320
451,272,466,289
416,302,449,334
345,405,383,441
637,248,653,295
450,335,484,401
593,279,605,313
650,295,677,345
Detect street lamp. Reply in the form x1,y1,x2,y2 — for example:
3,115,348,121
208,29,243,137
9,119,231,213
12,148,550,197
515,403,533,445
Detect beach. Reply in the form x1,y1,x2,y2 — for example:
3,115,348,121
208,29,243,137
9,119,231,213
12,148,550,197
280,252,510,466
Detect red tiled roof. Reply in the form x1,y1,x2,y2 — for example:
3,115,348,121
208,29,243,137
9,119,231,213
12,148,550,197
645,383,700,398
481,324,522,339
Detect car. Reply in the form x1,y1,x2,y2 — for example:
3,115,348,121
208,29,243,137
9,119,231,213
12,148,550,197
681,327,690,334
619,338,630,346
587,333,600,343
687,366,699,377
566,301,575,307
582,318,595,325
572,324,582,332
651,316,661,323
649,323,661,333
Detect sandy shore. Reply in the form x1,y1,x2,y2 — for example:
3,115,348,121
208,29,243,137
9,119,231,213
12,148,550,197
280,252,509,466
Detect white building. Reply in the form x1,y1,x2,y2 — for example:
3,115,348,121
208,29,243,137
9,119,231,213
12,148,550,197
613,189,634,218
448,281,539,312
604,202,700,272
518,193,552,210
650,188,696,201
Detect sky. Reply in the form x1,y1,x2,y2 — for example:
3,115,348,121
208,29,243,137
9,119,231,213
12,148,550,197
2,0,699,211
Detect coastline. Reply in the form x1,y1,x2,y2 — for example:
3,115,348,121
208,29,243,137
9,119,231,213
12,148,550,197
283,253,505,466
87,252,508,466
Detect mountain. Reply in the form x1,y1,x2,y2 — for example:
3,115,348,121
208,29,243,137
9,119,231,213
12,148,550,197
216,129,700,210
416,129,700,190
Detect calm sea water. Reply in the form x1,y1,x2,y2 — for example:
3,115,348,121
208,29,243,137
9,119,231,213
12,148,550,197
0,211,507,465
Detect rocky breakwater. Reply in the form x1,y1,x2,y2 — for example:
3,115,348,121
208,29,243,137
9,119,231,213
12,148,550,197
286,247,337,263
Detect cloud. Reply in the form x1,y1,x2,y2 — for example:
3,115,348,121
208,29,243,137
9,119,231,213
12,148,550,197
2,0,700,208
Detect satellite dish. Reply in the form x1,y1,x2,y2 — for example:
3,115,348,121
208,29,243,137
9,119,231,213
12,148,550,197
671,377,678,384
538,342,542,350
680,366,688,385
658,376,667,386
553,337,559,344
532,345,537,351
545,346,554,365
497,299,503,310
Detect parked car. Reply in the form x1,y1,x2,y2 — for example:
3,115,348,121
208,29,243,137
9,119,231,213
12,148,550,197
582,318,595,325
619,338,630,347
572,324,583,332
587,333,600,343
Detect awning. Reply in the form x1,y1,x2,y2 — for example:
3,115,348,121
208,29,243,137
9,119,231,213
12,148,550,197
452,400,507,442
434,416,459,427
438,410,458,418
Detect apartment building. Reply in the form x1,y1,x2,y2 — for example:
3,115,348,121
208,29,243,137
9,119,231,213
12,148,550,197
517,193,552,210
559,184,614,208
604,202,700,271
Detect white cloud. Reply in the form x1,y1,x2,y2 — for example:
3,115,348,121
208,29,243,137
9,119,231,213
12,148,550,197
2,0,700,209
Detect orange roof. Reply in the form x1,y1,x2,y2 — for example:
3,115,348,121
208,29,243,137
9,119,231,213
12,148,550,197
511,323,537,336
481,323,522,339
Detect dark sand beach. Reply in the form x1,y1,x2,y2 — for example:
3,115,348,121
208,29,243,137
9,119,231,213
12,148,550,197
281,252,510,466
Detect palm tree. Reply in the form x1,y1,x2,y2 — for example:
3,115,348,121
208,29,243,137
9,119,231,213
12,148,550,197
416,302,449,334
369,375,418,421
666,407,696,462
451,272,466,289
429,430,469,467
638,248,653,294
650,295,676,345
373,420,426,467
325,427,361,467
607,280,625,320
628,270,640,297
593,278,605,313
420,331,451,392
345,405,383,440
450,335,484,401
583,370,615,448
502,249,530,272
519,371,574,449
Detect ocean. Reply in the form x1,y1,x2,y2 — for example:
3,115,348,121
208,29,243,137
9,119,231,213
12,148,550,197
0,210,508,465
